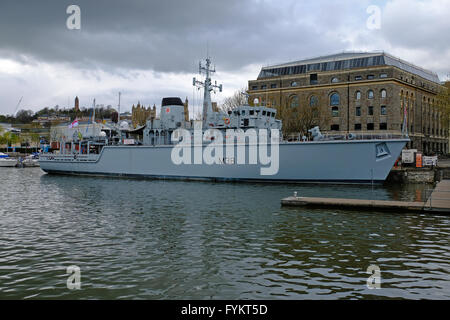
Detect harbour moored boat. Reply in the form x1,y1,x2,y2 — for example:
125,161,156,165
22,153,40,167
0,152,17,167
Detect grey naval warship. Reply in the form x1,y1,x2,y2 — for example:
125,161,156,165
39,58,409,183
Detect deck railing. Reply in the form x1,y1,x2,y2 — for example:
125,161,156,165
285,130,407,142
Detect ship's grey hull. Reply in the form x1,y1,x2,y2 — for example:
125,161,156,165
39,139,407,183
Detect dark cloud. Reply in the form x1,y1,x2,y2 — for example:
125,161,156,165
0,0,349,73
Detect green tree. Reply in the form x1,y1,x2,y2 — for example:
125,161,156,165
30,133,40,148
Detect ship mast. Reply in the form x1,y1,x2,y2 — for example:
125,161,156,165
193,57,222,126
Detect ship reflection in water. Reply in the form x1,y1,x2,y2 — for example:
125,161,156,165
0,168,448,299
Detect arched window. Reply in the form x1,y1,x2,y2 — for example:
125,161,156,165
381,89,386,99
368,90,374,99
331,77,339,83
356,91,361,100
330,93,340,106
310,96,318,107
289,95,299,108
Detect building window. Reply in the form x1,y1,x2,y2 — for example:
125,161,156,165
368,106,374,116
290,81,298,87
331,124,340,131
310,96,319,107
367,123,374,130
270,84,277,89
380,123,387,130
261,85,267,89
380,73,388,78
381,89,386,98
356,91,361,100
330,93,340,106
251,85,258,90
367,90,374,99
331,77,339,83
355,107,361,117
355,76,363,81
310,74,318,85
380,105,387,115
367,75,375,80
331,107,339,117
354,123,362,130
289,95,299,108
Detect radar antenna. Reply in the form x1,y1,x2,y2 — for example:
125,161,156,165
192,58,222,125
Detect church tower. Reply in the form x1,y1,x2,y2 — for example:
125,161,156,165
74,96,79,112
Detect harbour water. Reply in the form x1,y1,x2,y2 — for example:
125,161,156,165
0,168,449,299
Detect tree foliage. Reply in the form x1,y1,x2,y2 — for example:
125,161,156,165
218,88,248,112
0,131,21,147
277,98,330,138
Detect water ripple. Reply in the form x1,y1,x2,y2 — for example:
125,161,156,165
0,168,449,299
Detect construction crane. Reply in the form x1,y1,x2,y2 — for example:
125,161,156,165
13,96,23,117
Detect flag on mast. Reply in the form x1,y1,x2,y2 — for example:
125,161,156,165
69,119,79,129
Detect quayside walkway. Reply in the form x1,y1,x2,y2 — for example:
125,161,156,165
281,180,450,214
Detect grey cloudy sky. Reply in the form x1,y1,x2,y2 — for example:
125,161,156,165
0,0,449,115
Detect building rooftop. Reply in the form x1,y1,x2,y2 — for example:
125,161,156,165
257,51,440,83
